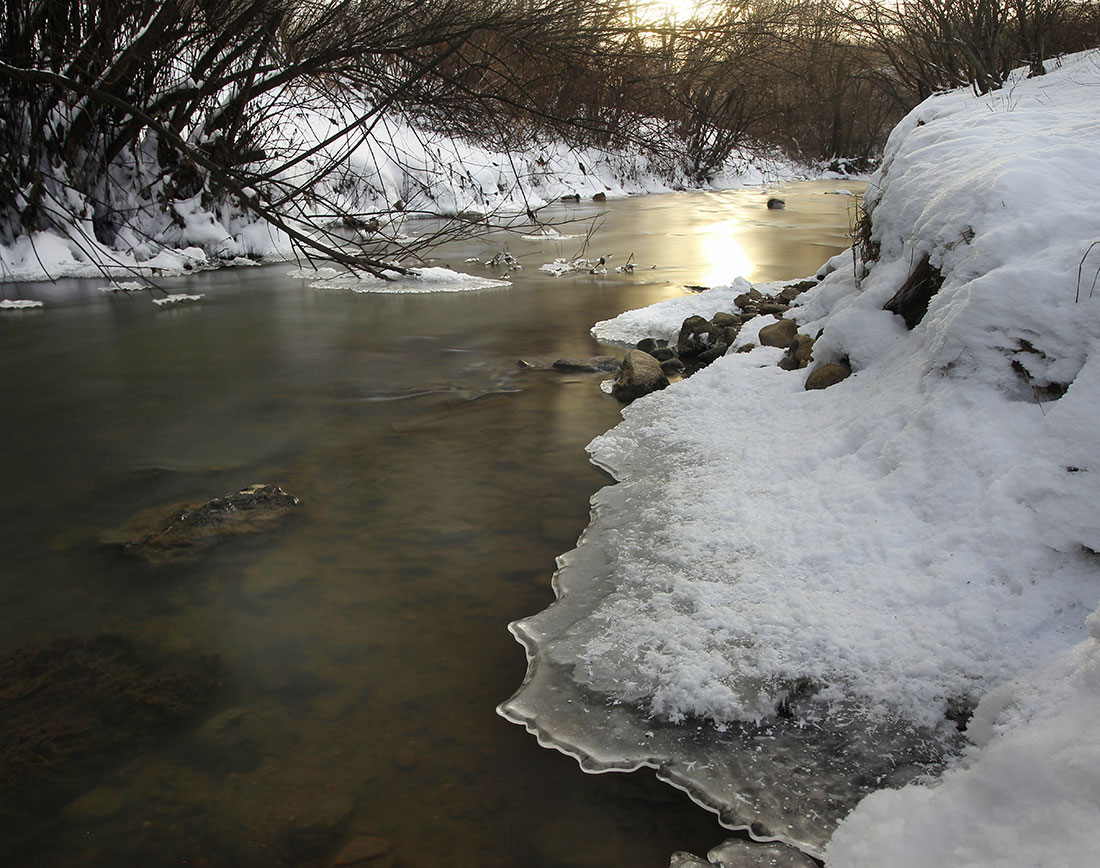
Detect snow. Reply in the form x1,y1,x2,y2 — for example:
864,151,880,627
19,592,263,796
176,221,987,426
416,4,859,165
308,266,509,293
152,293,203,307
0,298,44,309
0,87,814,283
501,50,1100,865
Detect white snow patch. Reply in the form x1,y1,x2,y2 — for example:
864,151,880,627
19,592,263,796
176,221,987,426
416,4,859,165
152,293,204,307
310,266,509,293
0,298,44,309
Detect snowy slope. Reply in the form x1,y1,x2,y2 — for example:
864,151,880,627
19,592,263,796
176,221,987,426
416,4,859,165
0,96,806,284
503,50,1100,864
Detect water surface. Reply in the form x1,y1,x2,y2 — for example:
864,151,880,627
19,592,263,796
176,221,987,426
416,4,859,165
0,181,861,867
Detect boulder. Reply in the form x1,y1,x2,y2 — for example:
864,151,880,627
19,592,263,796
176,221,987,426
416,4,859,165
693,342,729,367
660,358,686,376
710,312,741,328
105,484,300,564
649,346,677,362
552,356,621,373
758,302,789,316
758,318,799,348
592,192,607,202
805,360,852,390
612,350,670,402
676,315,724,358
767,198,786,210
635,337,660,353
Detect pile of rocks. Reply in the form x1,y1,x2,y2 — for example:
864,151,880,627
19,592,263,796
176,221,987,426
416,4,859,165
613,278,852,400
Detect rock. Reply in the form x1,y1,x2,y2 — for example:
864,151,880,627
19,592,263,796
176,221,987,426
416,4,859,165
560,193,580,203
0,635,220,847
767,197,786,209
592,192,607,202
710,312,741,328
649,346,677,362
758,302,789,316
636,337,660,353
190,703,295,773
693,342,729,367
612,350,670,402
676,315,724,359
721,325,741,344
332,836,392,865
758,319,799,348
788,334,815,368
280,792,356,860
736,343,756,353
805,360,852,390
63,786,131,822
778,354,802,371
105,484,300,564
781,279,817,298
552,356,621,373
660,358,686,376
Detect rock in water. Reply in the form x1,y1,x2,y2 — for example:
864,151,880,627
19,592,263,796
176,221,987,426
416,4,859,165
105,483,300,563
332,836,393,865
552,356,622,373
611,350,670,402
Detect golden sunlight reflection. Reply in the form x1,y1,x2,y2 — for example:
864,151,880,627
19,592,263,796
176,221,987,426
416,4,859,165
697,220,754,286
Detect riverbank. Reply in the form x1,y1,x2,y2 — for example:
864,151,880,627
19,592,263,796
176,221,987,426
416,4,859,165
0,105,820,286
503,49,1100,866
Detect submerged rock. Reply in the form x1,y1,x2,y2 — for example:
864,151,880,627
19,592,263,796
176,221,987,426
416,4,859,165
552,356,622,373
612,350,669,402
105,483,300,563
331,836,393,866
0,635,221,846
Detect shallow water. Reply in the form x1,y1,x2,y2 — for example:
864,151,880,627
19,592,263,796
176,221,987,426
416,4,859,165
0,181,860,868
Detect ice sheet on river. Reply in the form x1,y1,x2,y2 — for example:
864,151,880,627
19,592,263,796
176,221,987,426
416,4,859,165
501,51,1100,860
308,266,509,293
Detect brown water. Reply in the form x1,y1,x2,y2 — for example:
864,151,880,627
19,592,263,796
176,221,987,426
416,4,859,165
0,181,861,868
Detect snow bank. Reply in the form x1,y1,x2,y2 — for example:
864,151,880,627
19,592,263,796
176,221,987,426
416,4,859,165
0,94,812,284
825,605,1100,867
501,49,1100,862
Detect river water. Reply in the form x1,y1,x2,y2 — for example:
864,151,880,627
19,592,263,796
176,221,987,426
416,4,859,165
0,181,861,868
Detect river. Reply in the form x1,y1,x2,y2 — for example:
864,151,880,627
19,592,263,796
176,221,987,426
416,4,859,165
0,180,861,868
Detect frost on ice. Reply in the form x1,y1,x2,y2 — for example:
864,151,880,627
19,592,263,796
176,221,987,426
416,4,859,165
501,51,1100,861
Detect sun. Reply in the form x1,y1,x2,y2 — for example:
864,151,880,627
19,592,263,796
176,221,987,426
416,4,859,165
635,0,725,24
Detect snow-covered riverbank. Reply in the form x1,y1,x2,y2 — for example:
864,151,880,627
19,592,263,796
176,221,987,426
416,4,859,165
503,49,1100,866
0,104,811,286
